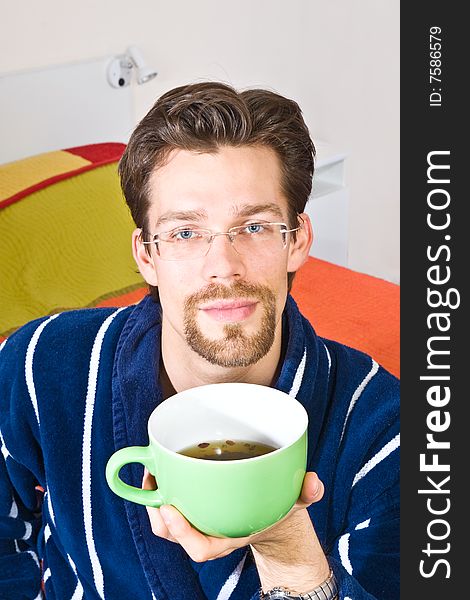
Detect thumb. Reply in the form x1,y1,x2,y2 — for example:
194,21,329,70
297,472,324,508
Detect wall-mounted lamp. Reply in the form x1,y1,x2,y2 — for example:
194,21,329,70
107,45,158,89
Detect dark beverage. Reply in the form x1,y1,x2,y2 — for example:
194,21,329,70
178,439,278,461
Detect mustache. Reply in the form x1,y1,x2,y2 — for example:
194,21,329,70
185,281,274,308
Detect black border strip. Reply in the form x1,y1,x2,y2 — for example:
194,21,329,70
401,5,465,596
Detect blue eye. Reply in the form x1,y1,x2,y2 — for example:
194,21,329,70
175,230,194,240
171,229,204,241
245,224,264,234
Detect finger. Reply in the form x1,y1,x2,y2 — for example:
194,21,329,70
145,506,178,542
159,505,247,562
142,468,156,490
296,472,324,508
142,469,178,542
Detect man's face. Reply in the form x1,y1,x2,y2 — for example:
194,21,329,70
135,145,309,368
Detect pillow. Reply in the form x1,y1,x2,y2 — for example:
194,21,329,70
0,143,144,339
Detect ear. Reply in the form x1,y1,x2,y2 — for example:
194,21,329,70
132,229,159,286
287,213,313,272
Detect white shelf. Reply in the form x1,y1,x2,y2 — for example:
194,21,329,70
315,140,347,171
305,140,349,267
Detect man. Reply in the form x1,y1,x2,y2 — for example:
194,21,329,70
0,82,399,599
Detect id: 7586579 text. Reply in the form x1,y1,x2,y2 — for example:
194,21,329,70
429,26,442,107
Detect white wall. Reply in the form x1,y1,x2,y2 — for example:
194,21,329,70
0,0,399,283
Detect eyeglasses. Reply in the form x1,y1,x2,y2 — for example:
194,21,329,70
141,221,301,261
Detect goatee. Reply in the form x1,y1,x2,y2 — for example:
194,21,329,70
183,281,277,367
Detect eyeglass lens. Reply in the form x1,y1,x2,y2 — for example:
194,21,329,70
157,224,289,260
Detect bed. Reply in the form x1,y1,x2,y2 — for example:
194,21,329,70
0,143,399,377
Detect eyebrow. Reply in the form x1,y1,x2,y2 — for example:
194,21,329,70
154,210,208,228
232,203,284,220
154,202,285,229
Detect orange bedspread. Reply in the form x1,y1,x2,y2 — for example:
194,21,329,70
291,258,399,378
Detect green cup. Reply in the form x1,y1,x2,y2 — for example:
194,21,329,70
106,382,308,538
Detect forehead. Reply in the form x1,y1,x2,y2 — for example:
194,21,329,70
147,145,287,225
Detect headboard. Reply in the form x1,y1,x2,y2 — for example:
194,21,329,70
0,57,134,164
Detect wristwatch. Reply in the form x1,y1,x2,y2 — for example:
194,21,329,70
260,569,338,600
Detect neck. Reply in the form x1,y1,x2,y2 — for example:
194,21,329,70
160,322,284,397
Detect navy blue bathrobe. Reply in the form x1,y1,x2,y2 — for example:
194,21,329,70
0,295,399,599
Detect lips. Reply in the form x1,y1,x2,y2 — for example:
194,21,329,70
199,299,258,323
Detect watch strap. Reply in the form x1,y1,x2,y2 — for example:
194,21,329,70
261,569,338,599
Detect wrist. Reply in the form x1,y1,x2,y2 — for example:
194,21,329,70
250,509,330,593
250,543,330,594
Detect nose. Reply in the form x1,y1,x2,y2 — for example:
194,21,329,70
200,233,246,282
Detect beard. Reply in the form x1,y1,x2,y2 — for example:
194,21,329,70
183,281,277,368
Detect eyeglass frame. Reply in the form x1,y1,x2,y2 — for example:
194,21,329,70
139,219,303,261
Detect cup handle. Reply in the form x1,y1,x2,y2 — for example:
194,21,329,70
105,445,164,508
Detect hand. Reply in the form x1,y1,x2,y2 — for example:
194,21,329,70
142,470,330,592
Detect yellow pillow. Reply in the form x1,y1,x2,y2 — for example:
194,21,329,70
0,143,145,339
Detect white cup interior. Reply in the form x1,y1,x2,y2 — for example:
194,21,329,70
149,382,308,453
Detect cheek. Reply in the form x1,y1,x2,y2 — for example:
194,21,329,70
251,262,289,314
154,267,190,314
256,258,289,291
251,251,288,277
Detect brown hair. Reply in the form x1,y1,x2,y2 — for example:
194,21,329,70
119,81,315,295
